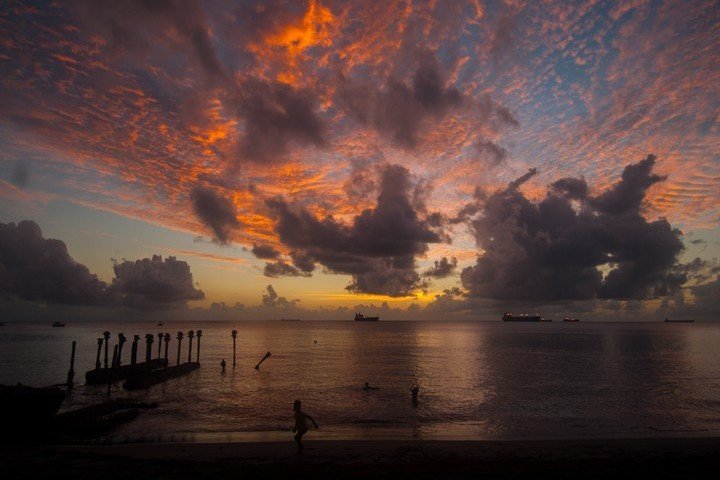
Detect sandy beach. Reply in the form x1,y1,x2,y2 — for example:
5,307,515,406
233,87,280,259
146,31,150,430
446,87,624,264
2,437,719,479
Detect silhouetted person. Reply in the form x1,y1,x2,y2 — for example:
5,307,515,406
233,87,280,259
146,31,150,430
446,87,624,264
292,399,318,454
221,359,226,373
410,384,419,407
363,382,379,391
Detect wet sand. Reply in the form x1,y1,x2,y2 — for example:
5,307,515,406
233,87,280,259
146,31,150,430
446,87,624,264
2,437,719,479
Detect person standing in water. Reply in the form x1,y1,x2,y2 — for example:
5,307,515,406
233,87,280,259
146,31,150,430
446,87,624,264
292,399,318,454
410,384,420,407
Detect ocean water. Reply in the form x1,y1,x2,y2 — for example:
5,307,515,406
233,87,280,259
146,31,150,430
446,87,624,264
1,320,719,442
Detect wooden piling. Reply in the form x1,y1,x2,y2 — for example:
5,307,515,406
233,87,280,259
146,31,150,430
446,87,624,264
157,333,163,358
117,333,127,367
254,351,272,370
103,331,111,369
145,334,154,367
176,331,184,366
231,330,237,368
187,330,195,364
130,335,140,366
95,338,103,370
66,340,76,390
163,333,170,364
107,344,118,398
196,329,202,364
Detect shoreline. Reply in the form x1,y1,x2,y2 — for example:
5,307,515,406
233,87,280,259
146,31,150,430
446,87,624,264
3,436,719,479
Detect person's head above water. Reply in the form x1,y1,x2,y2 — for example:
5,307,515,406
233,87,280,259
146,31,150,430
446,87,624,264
293,399,301,411
364,382,369,387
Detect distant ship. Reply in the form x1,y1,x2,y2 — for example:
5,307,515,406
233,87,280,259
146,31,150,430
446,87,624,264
563,317,580,322
502,313,548,322
280,318,301,321
664,318,695,323
51,322,66,327
157,321,164,326
354,313,379,322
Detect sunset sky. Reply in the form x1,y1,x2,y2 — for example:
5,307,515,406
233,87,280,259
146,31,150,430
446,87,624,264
1,0,718,320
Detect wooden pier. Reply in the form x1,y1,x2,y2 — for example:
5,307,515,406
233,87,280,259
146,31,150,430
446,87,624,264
123,362,200,390
84,359,169,385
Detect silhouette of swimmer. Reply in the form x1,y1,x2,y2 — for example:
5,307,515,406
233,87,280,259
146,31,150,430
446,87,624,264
292,399,318,454
363,382,380,391
220,359,226,373
410,384,419,406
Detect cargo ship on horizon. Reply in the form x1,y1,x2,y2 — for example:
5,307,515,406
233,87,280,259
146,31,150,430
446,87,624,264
354,313,379,322
502,313,548,322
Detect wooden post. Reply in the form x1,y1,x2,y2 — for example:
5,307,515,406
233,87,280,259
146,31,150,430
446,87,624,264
103,330,111,368
117,333,127,367
231,330,237,368
254,351,272,370
145,334,154,367
130,335,140,367
157,333,163,358
187,330,195,363
196,330,202,364
176,331,184,366
163,333,170,365
107,344,118,398
66,340,76,390
95,338,103,370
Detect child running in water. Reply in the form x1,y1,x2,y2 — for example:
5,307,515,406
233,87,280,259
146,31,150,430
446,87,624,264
292,399,318,454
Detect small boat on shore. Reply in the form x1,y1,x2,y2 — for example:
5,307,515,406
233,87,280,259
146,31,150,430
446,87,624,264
354,313,379,322
52,321,66,327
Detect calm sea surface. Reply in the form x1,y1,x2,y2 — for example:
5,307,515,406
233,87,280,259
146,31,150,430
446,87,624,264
1,320,719,442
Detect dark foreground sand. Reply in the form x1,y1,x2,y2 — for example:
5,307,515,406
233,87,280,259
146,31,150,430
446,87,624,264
2,437,719,479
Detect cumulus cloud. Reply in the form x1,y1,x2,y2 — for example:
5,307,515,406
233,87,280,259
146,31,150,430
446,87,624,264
337,54,510,149
266,164,446,296
109,255,204,309
459,155,686,301
261,284,298,308
235,79,325,162
476,139,508,166
423,256,458,278
190,186,240,244
0,220,107,304
69,0,225,80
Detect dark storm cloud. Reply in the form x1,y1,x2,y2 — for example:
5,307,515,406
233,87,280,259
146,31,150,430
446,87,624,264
109,255,204,309
590,155,666,215
69,0,225,80
459,155,686,301
190,186,240,244
263,260,309,278
265,164,445,296
423,256,458,278
235,80,326,162
691,275,720,312
0,220,107,304
338,55,478,148
251,243,280,260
